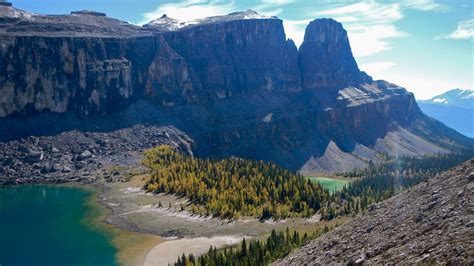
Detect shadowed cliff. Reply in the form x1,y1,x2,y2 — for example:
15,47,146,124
0,4,472,172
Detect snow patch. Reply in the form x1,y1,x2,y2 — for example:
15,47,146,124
146,10,273,31
461,92,474,99
432,98,447,103
263,113,273,123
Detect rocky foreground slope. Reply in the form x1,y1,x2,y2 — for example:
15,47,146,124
0,2,472,177
277,159,474,264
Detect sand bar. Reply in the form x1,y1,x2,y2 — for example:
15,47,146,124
144,236,243,266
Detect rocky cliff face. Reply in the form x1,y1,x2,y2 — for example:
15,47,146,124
0,5,157,117
0,36,156,116
299,18,370,91
0,4,472,173
157,15,301,100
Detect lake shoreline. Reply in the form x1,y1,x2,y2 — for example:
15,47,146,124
81,183,164,266
98,174,337,266
1,171,347,266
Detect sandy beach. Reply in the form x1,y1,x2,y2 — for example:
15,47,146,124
144,236,243,266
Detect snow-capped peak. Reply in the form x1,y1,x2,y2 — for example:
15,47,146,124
421,88,474,109
0,2,35,20
461,92,474,99
145,10,275,32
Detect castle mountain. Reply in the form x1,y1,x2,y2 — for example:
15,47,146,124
0,4,472,173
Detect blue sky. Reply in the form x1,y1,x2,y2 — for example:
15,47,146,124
12,0,473,99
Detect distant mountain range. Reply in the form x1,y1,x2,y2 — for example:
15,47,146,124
420,89,474,108
418,89,474,138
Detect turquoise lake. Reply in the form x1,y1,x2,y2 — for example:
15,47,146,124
0,185,117,266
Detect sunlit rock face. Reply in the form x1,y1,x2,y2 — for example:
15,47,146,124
0,5,472,172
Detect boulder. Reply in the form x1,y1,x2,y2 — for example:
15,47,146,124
26,151,44,163
78,150,92,160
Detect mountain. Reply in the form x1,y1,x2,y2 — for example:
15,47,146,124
276,159,474,264
418,89,474,138
420,89,474,109
0,3,472,177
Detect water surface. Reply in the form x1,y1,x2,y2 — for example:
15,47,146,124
308,177,350,193
0,185,116,266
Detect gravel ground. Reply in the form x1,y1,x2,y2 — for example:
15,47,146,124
0,125,193,186
277,159,474,265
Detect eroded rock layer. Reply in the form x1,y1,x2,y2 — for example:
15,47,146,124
0,5,472,173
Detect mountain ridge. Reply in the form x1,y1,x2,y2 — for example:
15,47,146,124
418,88,474,138
0,4,472,176
420,88,473,109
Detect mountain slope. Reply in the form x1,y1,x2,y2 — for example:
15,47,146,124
0,3,472,175
420,88,474,109
277,159,474,264
418,89,474,138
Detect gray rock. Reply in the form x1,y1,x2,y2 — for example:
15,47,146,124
468,172,474,182
414,214,423,223
422,201,438,212
26,151,44,163
277,161,474,265
79,150,92,160
2,157,13,166
18,145,31,154
455,246,464,255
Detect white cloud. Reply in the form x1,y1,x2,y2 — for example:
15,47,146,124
401,0,443,11
317,2,403,23
309,1,444,56
444,19,474,40
346,24,406,57
253,0,294,17
315,2,405,57
260,0,294,5
257,8,283,17
381,73,472,100
139,0,235,25
282,19,310,46
359,61,396,78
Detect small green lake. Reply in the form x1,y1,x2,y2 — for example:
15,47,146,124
0,185,117,266
308,177,350,193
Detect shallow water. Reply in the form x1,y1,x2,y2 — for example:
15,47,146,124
309,177,350,193
0,185,116,266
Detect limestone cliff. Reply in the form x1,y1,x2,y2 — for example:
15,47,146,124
299,18,370,91
0,4,472,173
